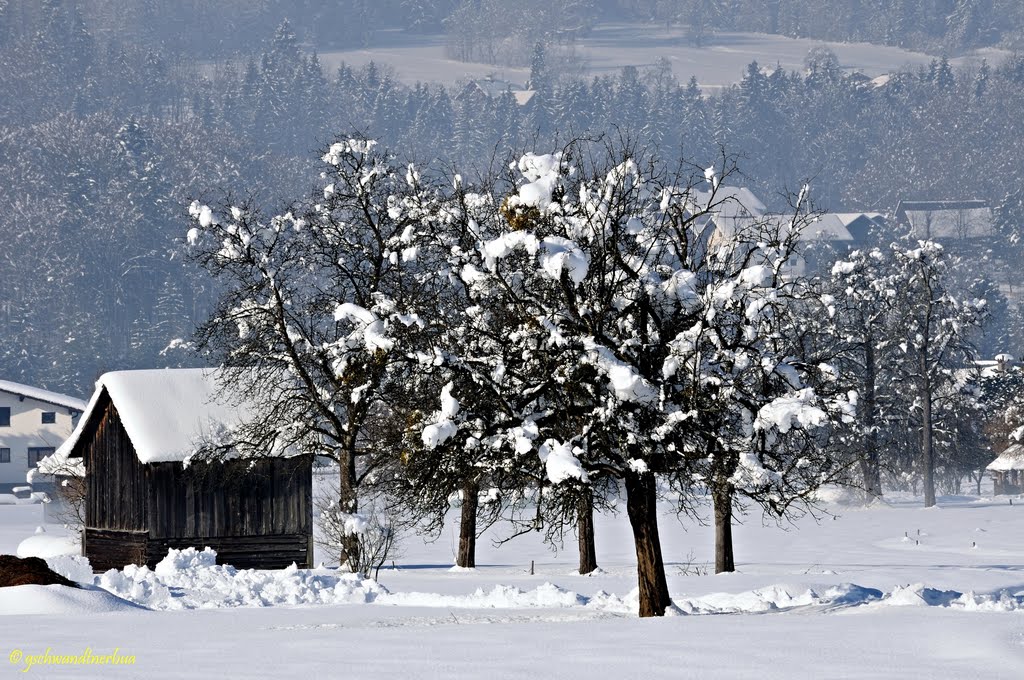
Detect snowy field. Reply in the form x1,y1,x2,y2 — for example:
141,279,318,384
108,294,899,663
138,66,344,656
3,477,1024,679
318,22,1005,91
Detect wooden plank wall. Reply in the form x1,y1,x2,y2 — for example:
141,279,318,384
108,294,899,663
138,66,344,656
146,456,312,540
83,528,148,571
85,529,309,570
85,396,148,532
145,534,311,569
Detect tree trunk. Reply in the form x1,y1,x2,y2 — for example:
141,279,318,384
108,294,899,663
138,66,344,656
921,351,936,508
713,483,735,573
624,471,672,617
577,488,598,575
339,447,360,571
457,479,479,568
860,340,882,500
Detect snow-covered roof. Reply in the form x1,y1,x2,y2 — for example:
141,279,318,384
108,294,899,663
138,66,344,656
895,200,995,240
803,214,855,241
977,357,1019,378
0,379,86,412
834,212,885,225
513,89,536,106
689,187,767,221
834,212,886,239
714,212,882,244
53,368,262,465
987,443,1024,472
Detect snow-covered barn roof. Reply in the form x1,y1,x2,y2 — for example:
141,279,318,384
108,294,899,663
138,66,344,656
0,379,86,412
987,443,1024,472
51,368,263,466
895,200,995,240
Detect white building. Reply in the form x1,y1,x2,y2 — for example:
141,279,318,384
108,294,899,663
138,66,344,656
0,379,86,493
895,200,995,241
692,186,888,276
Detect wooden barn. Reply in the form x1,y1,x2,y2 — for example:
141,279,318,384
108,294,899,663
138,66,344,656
49,369,312,571
987,443,1024,496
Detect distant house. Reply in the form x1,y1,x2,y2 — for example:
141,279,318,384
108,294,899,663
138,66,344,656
688,186,768,231
685,186,768,261
790,212,888,275
456,77,535,106
44,369,312,571
894,200,996,242
694,189,887,275
987,443,1024,495
0,380,85,494
977,353,1017,378
768,211,886,247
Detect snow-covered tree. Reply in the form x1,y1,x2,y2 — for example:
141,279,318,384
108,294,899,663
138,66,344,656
889,241,986,507
824,247,902,499
386,179,556,569
668,184,856,574
826,242,988,503
186,138,441,572
978,361,1024,493
408,141,853,612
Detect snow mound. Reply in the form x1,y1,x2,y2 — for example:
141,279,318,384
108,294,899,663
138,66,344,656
0,585,141,616
577,567,608,577
44,555,95,584
95,548,386,610
822,583,884,605
585,589,638,614
671,584,822,615
154,546,217,575
678,584,820,614
53,543,1023,618
382,583,588,609
432,581,1024,616
883,583,959,607
379,582,886,616
813,484,866,506
871,583,1024,611
16,533,81,559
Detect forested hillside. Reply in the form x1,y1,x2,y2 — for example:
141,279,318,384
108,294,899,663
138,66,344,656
2,0,1023,395
10,1,1023,60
